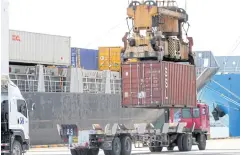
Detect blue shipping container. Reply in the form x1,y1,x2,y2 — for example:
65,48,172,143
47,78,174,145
80,48,98,70
71,48,77,67
71,48,98,70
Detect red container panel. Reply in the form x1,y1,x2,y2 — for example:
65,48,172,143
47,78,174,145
121,61,197,108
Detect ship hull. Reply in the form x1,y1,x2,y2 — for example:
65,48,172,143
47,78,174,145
198,74,240,137
23,92,165,145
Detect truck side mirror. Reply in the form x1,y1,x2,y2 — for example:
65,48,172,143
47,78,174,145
31,103,36,111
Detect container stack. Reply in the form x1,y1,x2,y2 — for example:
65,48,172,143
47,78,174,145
70,47,122,72
120,0,197,109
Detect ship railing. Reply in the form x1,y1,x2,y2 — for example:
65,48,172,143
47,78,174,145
10,78,122,94
83,77,105,94
10,79,38,92
81,77,122,94
44,80,70,92
10,78,70,92
110,78,121,94
217,66,240,74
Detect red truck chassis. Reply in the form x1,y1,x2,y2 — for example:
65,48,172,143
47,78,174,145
68,103,210,155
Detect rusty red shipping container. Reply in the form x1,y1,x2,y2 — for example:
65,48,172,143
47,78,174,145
121,61,197,108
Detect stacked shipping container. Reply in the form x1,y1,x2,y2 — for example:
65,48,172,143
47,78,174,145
9,30,71,66
121,61,197,108
71,48,98,70
98,47,121,71
70,47,122,71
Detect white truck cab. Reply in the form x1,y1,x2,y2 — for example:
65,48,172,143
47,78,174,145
1,78,35,154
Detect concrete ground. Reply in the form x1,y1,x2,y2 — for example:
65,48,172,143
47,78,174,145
26,139,240,155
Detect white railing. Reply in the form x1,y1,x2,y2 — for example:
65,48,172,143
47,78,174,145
10,79,38,92
9,73,122,94
217,66,240,74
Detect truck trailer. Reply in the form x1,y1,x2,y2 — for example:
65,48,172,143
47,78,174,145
68,102,209,155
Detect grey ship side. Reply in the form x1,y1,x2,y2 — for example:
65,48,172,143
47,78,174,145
9,65,165,145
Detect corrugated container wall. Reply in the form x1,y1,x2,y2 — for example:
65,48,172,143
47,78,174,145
98,47,122,71
77,48,98,70
9,30,71,66
121,61,197,108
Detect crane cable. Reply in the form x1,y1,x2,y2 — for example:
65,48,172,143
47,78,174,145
85,19,126,48
222,36,240,65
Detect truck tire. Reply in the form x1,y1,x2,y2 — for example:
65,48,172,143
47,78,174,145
149,147,162,152
104,137,121,155
70,149,78,155
87,148,99,155
155,147,163,152
182,134,192,151
149,147,155,152
177,134,184,151
12,140,22,155
167,146,174,151
120,136,132,155
197,134,206,150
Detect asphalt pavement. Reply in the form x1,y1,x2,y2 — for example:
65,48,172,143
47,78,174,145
26,139,240,155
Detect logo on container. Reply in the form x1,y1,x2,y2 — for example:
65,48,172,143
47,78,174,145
12,35,20,41
164,67,168,100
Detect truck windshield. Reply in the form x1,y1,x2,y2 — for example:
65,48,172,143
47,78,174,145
182,108,191,118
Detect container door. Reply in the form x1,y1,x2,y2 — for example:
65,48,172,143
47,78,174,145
98,47,110,71
121,63,142,106
141,62,162,106
109,47,121,72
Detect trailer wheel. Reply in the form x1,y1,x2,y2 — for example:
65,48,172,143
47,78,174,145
182,134,192,151
76,149,89,155
167,146,174,151
177,134,184,151
121,136,132,155
149,147,155,152
104,150,111,155
87,148,99,155
154,147,163,152
70,149,78,155
197,134,206,150
12,140,22,155
104,137,121,155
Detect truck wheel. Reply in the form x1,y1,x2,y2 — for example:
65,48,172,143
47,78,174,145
104,137,121,155
197,134,206,150
77,149,88,155
149,147,155,152
154,147,163,152
121,136,132,155
177,134,184,151
70,149,78,155
167,146,174,151
87,148,99,155
12,140,22,155
182,134,193,151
